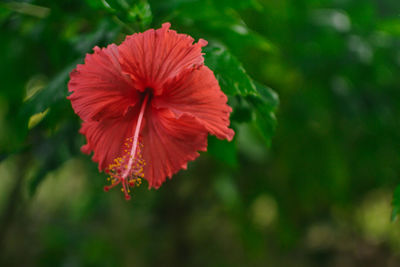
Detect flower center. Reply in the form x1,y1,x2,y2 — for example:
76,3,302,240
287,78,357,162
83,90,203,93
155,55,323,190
103,93,150,200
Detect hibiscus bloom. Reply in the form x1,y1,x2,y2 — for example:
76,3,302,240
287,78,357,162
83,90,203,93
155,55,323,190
67,23,234,199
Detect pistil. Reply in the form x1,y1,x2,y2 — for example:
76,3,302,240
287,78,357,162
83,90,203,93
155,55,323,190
104,93,149,200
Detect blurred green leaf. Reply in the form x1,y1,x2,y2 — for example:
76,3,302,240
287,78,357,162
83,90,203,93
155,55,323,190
379,18,400,36
84,0,106,9
22,62,75,117
0,3,12,22
98,0,152,32
207,136,237,167
70,20,119,53
127,0,152,29
1,2,50,18
391,184,400,222
247,82,279,146
213,0,262,11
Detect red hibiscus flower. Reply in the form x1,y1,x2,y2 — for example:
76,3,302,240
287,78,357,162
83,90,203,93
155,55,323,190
67,23,234,199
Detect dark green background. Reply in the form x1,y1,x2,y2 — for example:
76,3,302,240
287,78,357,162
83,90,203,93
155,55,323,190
1,0,400,266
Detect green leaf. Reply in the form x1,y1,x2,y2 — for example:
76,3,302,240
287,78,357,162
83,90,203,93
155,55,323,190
127,0,153,29
247,82,279,146
253,81,279,110
71,20,119,53
204,45,258,97
22,62,75,117
97,0,152,32
229,96,253,123
165,0,273,55
391,184,400,221
205,46,279,146
1,2,50,18
378,18,400,36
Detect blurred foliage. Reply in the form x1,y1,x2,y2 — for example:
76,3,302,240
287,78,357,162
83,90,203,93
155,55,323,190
0,0,400,266
392,185,400,222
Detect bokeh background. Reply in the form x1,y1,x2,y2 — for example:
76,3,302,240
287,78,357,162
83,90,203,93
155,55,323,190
1,0,400,266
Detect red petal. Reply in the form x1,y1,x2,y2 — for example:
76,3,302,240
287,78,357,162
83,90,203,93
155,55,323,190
118,23,207,95
142,108,208,188
79,107,140,171
68,44,140,121
153,66,235,141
